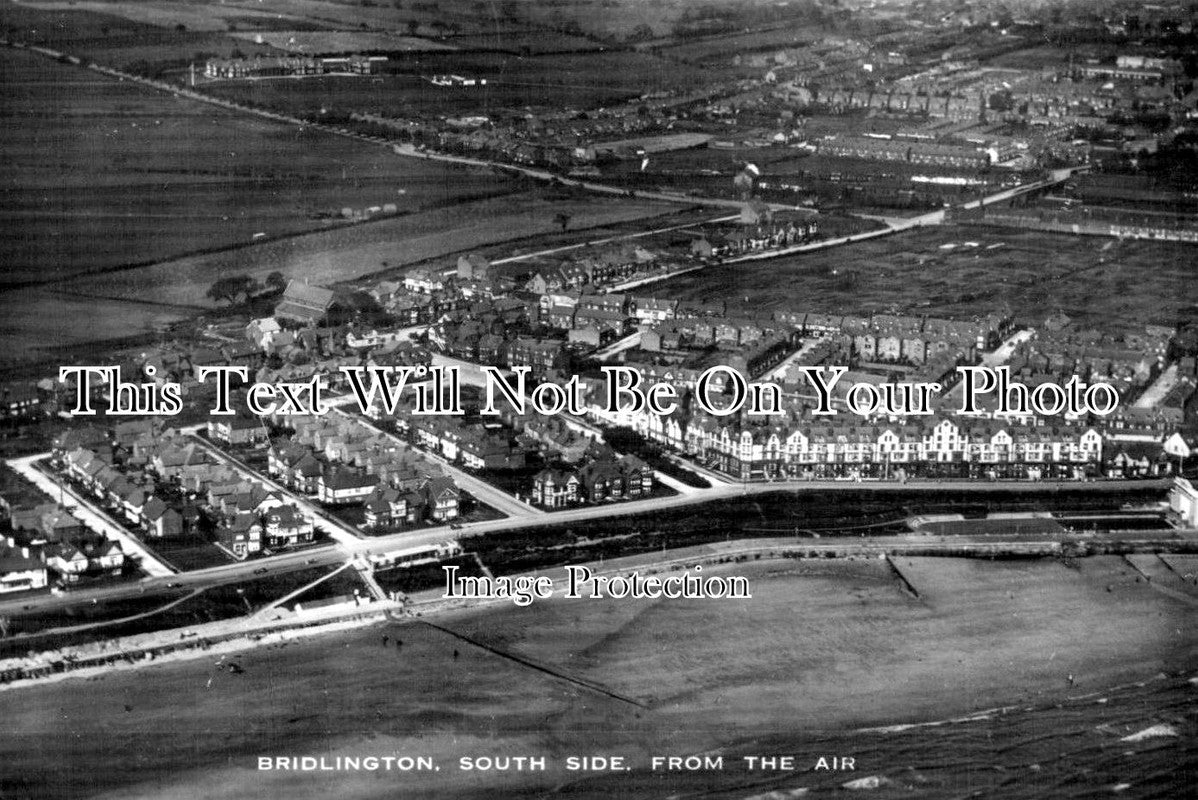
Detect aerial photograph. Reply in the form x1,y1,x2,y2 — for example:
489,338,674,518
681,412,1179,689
0,0,1195,797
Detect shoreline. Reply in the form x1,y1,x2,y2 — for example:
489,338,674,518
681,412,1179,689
1,554,1193,800
2,528,1193,692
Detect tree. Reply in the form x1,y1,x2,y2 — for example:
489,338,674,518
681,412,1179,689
626,23,655,42
265,271,287,293
407,19,420,36
554,212,572,231
206,275,255,305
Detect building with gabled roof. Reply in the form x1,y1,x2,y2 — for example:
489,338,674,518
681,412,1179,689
274,281,335,325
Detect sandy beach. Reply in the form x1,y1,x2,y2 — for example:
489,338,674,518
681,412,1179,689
0,555,1193,799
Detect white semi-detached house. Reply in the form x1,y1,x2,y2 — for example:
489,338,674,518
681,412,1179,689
48,545,90,580
0,546,48,594
317,467,378,505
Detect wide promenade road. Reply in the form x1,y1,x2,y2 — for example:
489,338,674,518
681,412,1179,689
0,462,1178,616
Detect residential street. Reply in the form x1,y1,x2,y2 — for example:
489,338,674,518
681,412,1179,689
7,455,176,578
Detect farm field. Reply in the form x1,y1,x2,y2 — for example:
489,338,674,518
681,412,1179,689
0,555,1191,798
655,224,1197,329
658,25,820,64
12,0,516,36
0,46,515,287
202,49,696,117
0,3,294,74
14,0,318,32
0,288,190,369
0,189,688,363
514,0,690,40
69,189,687,306
231,30,455,54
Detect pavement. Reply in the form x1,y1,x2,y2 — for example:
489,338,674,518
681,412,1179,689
982,329,1035,367
594,331,642,361
726,168,1088,266
7,455,176,578
1134,364,1181,410
185,434,367,548
488,213,738,267
0,457,1179,618
328,408,547,520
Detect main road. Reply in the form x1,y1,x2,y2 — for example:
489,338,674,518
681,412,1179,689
0,456,1175,617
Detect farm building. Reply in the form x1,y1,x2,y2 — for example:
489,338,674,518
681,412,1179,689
274,281,335,325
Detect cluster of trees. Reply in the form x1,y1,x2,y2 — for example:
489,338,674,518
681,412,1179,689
206,271,287,305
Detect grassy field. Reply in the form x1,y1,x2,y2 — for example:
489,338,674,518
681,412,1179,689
0,1,287,68
0,46,515,287
515,0,689,39
0,555,1191,798
656,224,1198,329
17,1,322,32
201,49,697,117
0,188,688,363
232,30,455,54
15,0,517,36
66,189,687,306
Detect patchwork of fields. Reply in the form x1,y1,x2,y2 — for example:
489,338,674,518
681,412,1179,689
0,46,515,287
0,188,687,364
201,48,697,117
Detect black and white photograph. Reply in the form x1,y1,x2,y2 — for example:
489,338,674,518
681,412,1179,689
0,0,1195,797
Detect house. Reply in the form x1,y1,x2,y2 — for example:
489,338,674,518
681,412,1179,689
0,383,43,421
209,415,268,447
423,477,460,521
531,468,580,508
245,317,281,350
577,453,653,502
46,543,90,582
43,535,122,581
1169,477,1198,527
38,507,87,543
578,293,628,314
403,267,445,295
52,426,111,458
274,281,335,325
631,297,679,325
317,466,378,505
574,307,631,338
88,540,125,573
363,486,424,529
268,442,324,494
142,497,184,538
0,545,47,593
217,512,262,559
263,505,315,548
457,253,491,280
